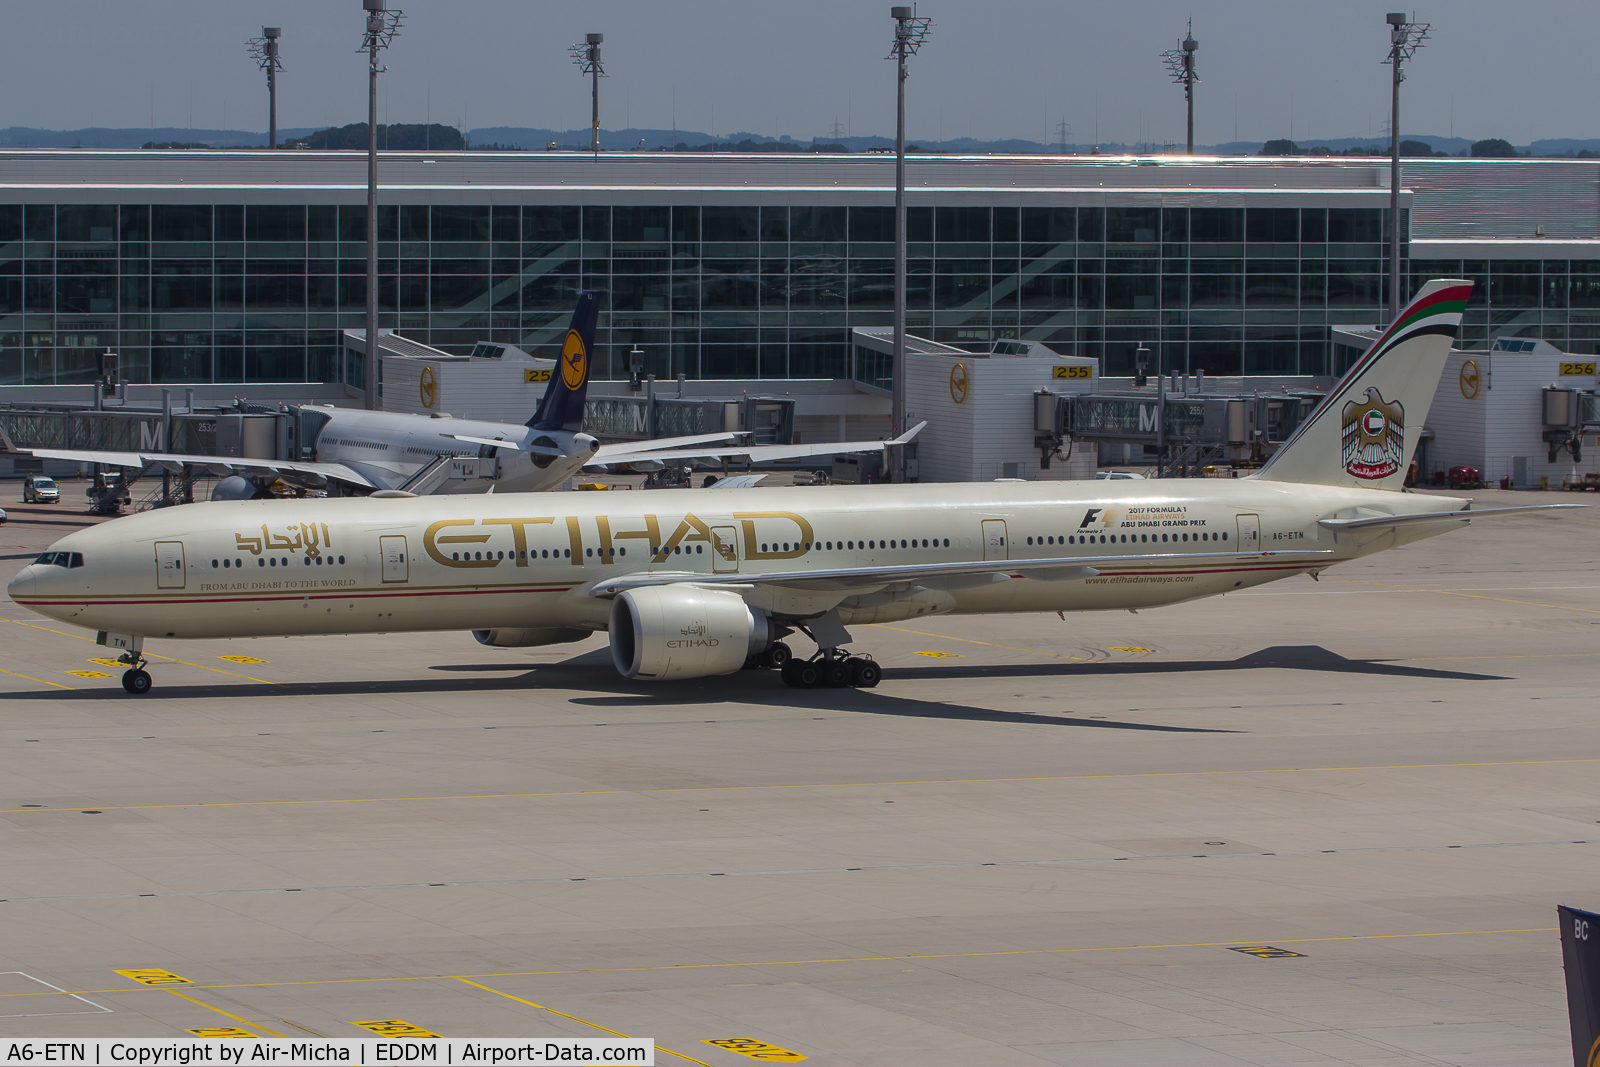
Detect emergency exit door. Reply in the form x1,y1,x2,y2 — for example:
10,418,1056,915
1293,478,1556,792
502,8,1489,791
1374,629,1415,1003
711,526,739,573
380,535,409,583
1235,514,1261,554
155,541,185,589
982,520,1009,561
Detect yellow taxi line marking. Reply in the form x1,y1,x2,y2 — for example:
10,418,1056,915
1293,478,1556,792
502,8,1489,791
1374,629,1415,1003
64,670,113,679
0,666,74,689
456,979,714,1067
9,620,277,684
2,756,1597,817
1325,577,1600,615
166,989,286,1038
869,623,1092,660
23,926,1557,1002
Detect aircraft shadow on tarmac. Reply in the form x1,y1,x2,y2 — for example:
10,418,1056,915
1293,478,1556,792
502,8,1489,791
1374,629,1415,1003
0,645,1503,734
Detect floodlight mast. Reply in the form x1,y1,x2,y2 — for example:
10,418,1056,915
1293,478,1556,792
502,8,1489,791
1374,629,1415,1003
1385,12,1429,325
360,0,404,410
247,27,284,149
571,34,605,157
888,5,930,483
1161,23,1198,155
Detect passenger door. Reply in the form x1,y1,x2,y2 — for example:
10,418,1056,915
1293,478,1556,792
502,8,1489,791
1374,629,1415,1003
155,541,186,589
982,520,1009,561
380,535,409,583
711,526,739,573
1235,514,1261,555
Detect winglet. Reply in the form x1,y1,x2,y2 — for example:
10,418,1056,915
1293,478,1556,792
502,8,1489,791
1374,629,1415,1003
890,421,928,446
529,291,600,432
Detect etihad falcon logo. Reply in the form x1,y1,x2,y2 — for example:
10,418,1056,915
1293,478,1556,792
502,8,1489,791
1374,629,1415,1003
1341,387,1405,480
560,328,589,390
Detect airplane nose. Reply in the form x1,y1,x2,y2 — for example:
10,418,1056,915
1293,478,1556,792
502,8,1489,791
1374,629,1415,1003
7,567,35,599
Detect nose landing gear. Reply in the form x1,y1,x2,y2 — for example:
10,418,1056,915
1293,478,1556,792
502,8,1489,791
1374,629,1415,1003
117,652,152,695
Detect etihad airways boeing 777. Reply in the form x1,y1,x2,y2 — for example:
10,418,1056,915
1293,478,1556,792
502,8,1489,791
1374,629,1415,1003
7,280,1578,694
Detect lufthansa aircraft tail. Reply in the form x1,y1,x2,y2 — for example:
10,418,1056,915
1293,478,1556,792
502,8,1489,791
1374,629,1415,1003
528,291,600,433
1255,278,1471,491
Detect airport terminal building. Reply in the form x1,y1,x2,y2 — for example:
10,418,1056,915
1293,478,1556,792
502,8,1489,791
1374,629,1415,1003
1,150,1598,394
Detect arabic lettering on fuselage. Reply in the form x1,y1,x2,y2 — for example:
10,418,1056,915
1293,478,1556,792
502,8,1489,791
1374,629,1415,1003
235,523,334,558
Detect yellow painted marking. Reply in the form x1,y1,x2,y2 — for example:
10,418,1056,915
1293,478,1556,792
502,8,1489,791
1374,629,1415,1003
1327,577,1600,615
116,968,192,986
871,623,1091,661
64,670,113,679
89,657,123,666
188,1028,258,1038
1110,646,1155,653
219,655,268,664
353,1020,443,1038
10,620,278,683
457,979,714,1067
705,1039,806,1062
3,757,1598,818
0,667,75,689
913,651,959,658
25,926,1554,1003
166,988,286,1038
1229,945,1306,958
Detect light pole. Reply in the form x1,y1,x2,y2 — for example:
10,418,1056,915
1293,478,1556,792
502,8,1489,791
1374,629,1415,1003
1162,23,1198,155
571,34,605,157
1385,12,1429,324
888,5,930,482
247,28,284,149
360,0,403,410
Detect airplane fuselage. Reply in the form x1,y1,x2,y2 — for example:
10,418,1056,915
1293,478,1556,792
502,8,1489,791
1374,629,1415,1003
9,479,1465,644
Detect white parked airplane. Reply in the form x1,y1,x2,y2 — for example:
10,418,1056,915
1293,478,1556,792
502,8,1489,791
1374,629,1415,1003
8,280,1578,695
14,292,921,499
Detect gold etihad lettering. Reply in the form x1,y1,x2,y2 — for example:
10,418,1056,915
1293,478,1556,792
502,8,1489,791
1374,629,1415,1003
736,511,815,560
483,517,555,567
425,518,497,568
235,523,333,557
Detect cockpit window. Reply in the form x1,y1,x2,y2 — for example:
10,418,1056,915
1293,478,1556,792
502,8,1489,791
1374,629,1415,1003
32,551,81,568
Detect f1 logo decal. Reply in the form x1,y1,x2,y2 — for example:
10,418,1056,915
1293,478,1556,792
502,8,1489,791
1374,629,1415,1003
1078,508,1104,530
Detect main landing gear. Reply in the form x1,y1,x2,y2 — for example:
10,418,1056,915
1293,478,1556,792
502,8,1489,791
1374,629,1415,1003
780,650,881,689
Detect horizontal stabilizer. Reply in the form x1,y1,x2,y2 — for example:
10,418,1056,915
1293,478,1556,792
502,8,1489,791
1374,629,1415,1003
1318,503,1587,531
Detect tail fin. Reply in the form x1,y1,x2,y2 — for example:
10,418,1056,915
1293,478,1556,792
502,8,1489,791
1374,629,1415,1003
1255,278,1471,490
1559,904,1600,1067
528,291,600,432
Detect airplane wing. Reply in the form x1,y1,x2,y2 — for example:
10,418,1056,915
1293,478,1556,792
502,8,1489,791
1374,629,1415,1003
594,432,746,458
1317,503,1586,531
707,474,769,489
17,448,377,488
596,421,928,468
589,547,1334,599
439,434,570,457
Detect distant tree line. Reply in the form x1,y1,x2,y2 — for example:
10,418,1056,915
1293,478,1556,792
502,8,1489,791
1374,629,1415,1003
1257,136,1572,159
303,123,466,150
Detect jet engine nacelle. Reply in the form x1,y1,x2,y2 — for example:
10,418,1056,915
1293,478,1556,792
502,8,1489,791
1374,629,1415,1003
472,627,590,647
608,586,768,681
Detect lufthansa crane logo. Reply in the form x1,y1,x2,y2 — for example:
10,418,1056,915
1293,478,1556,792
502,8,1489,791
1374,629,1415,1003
949,362,969,404
1459,359,1480,399
419,366,436,408
561,329,589,390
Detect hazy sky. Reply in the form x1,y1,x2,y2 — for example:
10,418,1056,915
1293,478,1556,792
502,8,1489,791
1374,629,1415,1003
1,0,1590,146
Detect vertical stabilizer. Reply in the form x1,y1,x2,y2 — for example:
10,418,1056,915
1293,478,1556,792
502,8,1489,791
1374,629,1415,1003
1254,278,1471,490
1560,905,1600,1067
529,291,599,432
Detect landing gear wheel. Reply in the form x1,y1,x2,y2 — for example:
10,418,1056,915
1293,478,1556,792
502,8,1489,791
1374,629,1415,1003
821,658,852,688
782,658,821,689
848,657,881,688
122,669,152,695
760,641,793,670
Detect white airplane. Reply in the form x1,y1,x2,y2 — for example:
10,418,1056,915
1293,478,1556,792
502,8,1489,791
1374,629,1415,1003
13,292,922,499
8,280,1579,696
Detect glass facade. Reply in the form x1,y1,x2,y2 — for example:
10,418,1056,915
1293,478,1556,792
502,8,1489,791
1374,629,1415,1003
0,198,1588,387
